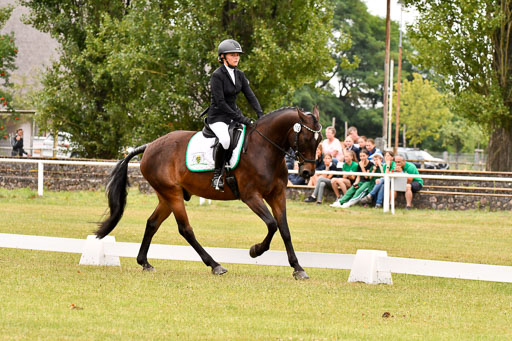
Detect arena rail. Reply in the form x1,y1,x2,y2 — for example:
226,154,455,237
1,158,511,214
1,233,511,284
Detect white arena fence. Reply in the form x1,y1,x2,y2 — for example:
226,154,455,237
1,233,511,284
1,158,511,214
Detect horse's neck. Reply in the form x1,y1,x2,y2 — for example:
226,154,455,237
256,111,296,150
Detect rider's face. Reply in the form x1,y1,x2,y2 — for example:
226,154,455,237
224,53,240,67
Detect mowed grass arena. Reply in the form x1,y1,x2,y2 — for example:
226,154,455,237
1,188,511,340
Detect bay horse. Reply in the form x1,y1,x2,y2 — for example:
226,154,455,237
96,106,322,279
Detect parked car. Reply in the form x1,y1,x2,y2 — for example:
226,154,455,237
32,132,79,158
397,147,449,170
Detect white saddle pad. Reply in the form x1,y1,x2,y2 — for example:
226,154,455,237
186,126,246,172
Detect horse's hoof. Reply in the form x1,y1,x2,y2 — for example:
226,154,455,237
293,270,310,280
142,265,156,272
249,245,258,258
212,265,228,276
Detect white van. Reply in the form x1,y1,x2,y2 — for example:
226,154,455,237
32,132,78,158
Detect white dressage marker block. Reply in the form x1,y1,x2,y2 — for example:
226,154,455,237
79,235,121,266
348,250,393,285
199,197,211,205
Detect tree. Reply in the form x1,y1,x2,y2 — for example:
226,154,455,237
305,0,416,140
22,0,337,158
0,5,19,140
403,0,512,171
394,73,451,147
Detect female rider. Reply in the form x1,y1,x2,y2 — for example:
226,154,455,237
207,39,264,191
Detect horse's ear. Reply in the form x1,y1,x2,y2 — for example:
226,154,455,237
297,107,307,122
313,105,319,121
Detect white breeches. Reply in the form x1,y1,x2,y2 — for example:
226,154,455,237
209,122,230,149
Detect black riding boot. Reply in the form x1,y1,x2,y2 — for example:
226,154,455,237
211,146,226,191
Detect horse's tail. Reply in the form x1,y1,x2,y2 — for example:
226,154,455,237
96,144,147,239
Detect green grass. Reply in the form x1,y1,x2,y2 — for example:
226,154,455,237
1,188,511,340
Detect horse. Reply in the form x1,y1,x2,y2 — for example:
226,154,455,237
96,106,322,280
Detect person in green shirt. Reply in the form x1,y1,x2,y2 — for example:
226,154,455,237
394,155,423,209
330,150,359,199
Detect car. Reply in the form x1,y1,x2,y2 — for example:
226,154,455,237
397,147,449,170
32,132,79,158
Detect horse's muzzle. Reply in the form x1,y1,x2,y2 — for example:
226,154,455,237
299,166,315,180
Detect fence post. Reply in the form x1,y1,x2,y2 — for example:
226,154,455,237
37,161,44,196
383,173,390,212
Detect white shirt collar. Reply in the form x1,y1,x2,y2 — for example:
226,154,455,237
224,65,235,85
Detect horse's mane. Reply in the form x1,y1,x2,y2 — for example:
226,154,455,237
258,106,318,126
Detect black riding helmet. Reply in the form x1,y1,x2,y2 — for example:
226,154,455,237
218,39,244,56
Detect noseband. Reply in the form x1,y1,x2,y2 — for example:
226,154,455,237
253,120,322,167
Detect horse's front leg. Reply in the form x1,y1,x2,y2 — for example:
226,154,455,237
266,190,309,280
242,194,278,259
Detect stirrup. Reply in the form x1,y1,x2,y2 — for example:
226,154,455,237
212,171,224,191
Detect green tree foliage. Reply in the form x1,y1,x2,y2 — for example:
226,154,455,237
403,0,512,171
395,73,451,147
295,0,416,140
0,5,19,139
440,114,487,154
22,0,336,158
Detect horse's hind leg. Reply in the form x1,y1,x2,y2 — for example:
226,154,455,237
137,200,172,271
170,193,227,275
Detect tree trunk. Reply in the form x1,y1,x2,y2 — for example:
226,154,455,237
486,123,512,171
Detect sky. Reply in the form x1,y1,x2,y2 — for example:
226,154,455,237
363,0,419,26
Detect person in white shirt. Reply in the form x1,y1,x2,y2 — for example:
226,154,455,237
321,126,343,161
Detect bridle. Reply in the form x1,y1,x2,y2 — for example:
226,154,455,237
253,118,322,166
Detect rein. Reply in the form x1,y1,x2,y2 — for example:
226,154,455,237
252,120,322,166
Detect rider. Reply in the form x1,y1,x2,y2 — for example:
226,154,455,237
207,39,264,191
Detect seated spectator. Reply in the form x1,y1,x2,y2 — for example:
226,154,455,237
358,136,367,151
287,161,307,186
305,153,337,204
343,136,360,161
366,138,382,162
347,126,360,148
321,126,343,161
361,151,394,208
315,144,324,169
330,150,358,200
394,155,423,209
330,149,374,208
285,148,296,170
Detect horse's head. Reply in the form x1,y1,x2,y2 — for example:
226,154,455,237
291,106,322,180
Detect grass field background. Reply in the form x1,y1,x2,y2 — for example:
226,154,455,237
1,188,511,340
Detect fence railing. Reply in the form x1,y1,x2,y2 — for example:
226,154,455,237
1,158,511,214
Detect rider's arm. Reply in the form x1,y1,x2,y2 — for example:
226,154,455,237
239,71,263,118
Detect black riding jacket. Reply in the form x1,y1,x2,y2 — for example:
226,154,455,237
207,65,263,124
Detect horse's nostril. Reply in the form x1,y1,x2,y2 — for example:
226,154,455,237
302,170,311,178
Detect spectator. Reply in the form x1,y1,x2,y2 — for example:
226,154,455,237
305,153,337,204
358,136,367,151
321,126,343,161
288,161,307,185
11,128,30,157
330,149,374,208
314,144,324,169
366,138,381,162
394,155,423,209
347,126,359,148
361,151,394,208
343,136,360,161
330,149,358,200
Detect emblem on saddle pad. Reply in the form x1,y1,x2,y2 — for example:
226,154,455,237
191,152,207,166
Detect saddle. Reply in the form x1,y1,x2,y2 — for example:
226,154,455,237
202,118,244,162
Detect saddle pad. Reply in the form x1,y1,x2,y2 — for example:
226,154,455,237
186,126,246,172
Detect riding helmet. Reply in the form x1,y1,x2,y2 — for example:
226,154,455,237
218,39,244,56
